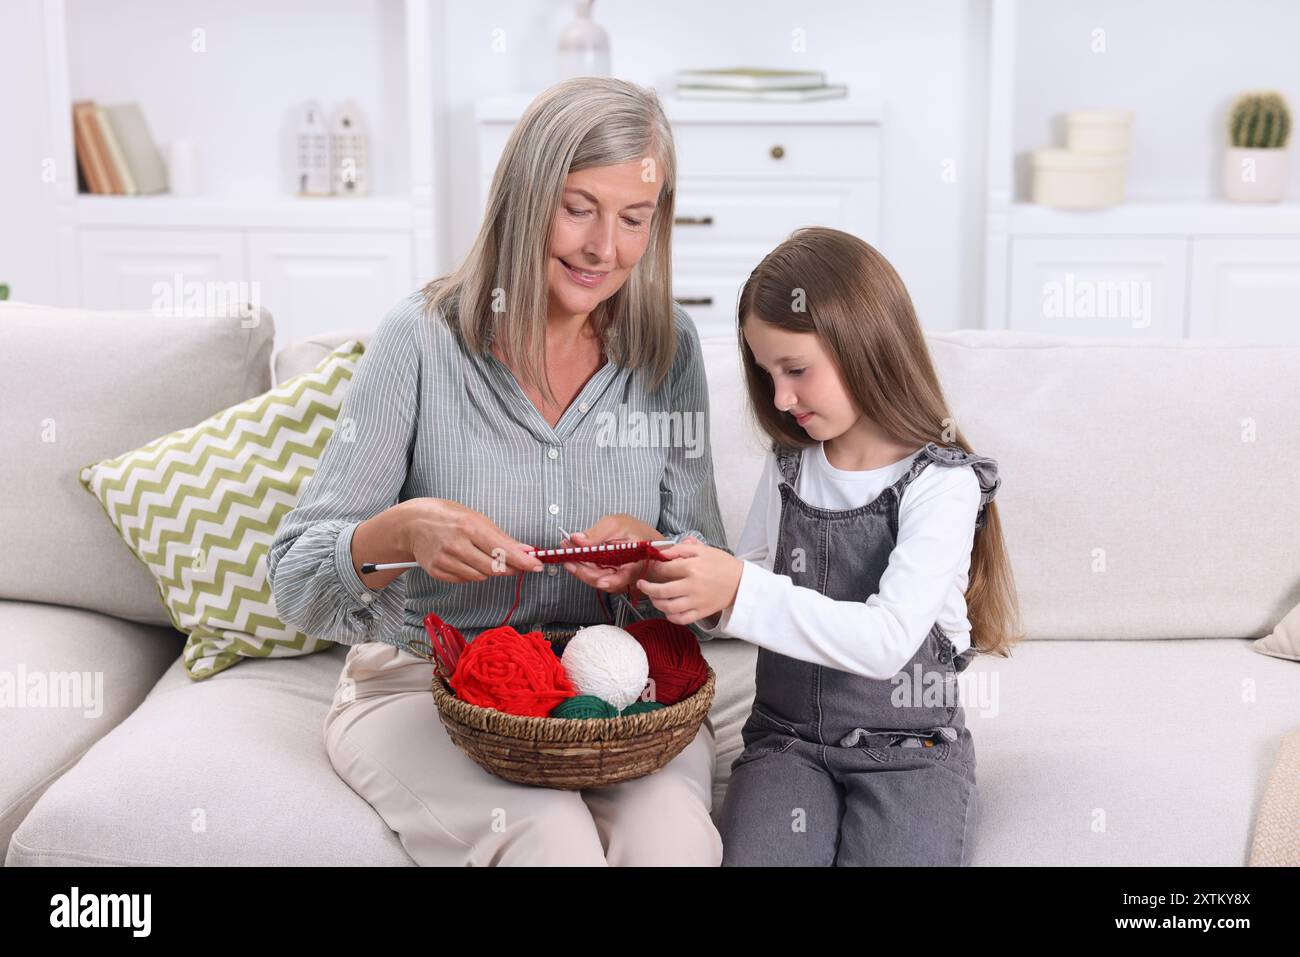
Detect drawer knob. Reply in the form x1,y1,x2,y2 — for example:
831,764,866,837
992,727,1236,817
770,144,785,160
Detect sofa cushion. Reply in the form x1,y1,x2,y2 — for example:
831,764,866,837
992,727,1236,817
0,600,180,859
0,302,275,625
6,644,413,866
961,636,1298,865
927,330,1300,641
77,340,366,679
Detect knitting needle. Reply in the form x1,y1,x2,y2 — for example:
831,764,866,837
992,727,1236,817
360,539,676,574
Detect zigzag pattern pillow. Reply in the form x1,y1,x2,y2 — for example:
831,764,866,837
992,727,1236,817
79,340,365,678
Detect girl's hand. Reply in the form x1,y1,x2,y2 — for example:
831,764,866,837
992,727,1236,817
562,514,661,594
634,537,744,625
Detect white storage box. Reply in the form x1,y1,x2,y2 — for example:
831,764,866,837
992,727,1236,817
1031,148,1127,208
1066,109,1135,154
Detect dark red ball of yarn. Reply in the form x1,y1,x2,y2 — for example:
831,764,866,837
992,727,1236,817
625,618,708,706
450,626,576,717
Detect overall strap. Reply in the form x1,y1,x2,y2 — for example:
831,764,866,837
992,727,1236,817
897,443,1002,529
774,444,804,487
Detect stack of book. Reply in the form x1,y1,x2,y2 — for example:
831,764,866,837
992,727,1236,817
674,68,847,102
72,101,168,195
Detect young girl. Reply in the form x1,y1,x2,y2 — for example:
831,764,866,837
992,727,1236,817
640,227,1022,866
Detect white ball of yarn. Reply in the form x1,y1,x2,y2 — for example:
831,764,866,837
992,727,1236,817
561,624,650,712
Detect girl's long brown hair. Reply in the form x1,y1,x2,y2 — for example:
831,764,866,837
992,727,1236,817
737,227,1023,660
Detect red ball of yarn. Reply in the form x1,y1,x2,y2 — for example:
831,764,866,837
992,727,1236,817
625,618,708,706
450,626,576,717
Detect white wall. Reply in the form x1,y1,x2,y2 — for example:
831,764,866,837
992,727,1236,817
1,0,59,305
1014,0,1300,201
437,0,992,331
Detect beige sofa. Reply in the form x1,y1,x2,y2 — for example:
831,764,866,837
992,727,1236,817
3,300,1297,866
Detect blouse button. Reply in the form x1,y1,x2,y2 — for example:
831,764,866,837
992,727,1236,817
548,503,559,515
359,591,375,604
578,401,589,413
546,565,558,577
547,447,559,459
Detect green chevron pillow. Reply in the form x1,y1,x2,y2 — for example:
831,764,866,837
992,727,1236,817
78,339,366,679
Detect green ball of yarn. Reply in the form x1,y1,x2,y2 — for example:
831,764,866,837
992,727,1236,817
620,700,666,717
551,695,619,719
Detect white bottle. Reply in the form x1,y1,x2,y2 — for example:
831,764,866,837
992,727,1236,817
555,0,610,81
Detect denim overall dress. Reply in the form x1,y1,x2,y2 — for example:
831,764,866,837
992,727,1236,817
718,441,1000,867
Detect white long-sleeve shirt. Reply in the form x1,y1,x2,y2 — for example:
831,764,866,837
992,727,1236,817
699,442,981,680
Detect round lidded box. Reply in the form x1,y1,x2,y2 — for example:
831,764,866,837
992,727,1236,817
1031,147,1128,209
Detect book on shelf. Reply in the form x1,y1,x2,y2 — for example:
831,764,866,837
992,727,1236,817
72,101,168,195
674,84,849,103
674,67,827,91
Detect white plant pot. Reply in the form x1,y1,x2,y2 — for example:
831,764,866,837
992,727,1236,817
1066,109,1135,154
1222,147,1289,202
1032,147,1128,209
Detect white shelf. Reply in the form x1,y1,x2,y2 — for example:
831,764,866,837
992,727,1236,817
1009,200,1300,237
68,194,416,231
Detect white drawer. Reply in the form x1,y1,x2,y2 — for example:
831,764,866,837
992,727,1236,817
671,262,755,339
673,181,878,245
671,122,879,179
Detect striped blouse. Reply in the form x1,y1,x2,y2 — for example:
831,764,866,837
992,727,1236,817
267,289,731,652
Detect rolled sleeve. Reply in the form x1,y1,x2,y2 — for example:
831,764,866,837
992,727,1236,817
267,295,421,647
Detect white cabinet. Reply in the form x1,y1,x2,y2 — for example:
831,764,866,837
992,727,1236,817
475,92,883,342
246,232,413,345
1007,238,1187,338
72,220,414,351
1189,238,1300,342
79,229,245,311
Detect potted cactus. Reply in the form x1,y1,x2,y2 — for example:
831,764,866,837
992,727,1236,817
1223,91,1291,202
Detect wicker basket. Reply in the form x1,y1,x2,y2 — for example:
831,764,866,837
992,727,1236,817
414,628,715,790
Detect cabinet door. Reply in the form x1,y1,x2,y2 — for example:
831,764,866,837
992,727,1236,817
79,229,245,311
246,231,414,347
1189,238,1300,342
673,180,879,249
1008,238,1187,338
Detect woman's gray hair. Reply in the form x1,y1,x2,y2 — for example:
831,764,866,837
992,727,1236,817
422,76,678,404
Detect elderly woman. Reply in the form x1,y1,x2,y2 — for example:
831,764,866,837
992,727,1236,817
267,77,729,866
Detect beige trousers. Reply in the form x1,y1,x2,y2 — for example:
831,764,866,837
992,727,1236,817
323,640,723,866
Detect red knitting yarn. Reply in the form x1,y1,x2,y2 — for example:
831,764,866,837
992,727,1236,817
450,626,577,717
625,618,708,706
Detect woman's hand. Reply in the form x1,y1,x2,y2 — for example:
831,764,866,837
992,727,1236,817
398,498,544,584
634,536,744,625
562,513,661,594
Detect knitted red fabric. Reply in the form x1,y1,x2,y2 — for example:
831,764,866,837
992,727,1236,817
625,618,708,706
450,626,577,717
